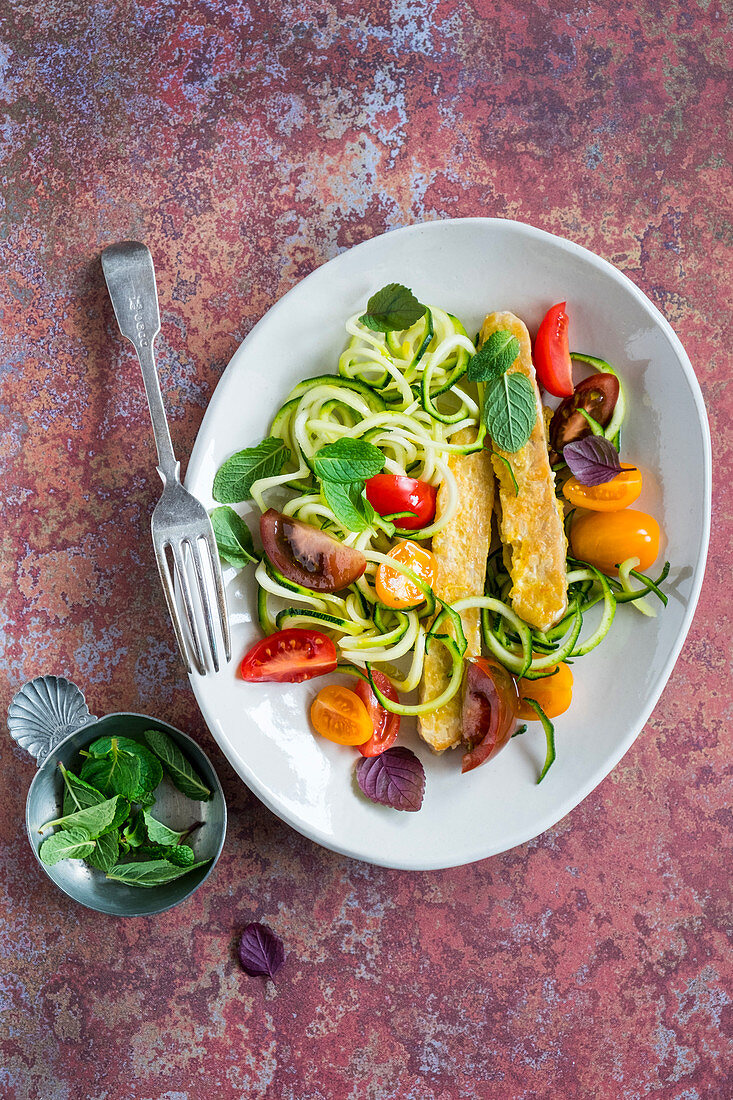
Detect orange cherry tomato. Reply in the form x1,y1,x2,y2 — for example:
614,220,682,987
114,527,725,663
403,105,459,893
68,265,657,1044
517,662,574,720
563,464,642,512
310,685,373,745
570,509,661,576
375,540,437,609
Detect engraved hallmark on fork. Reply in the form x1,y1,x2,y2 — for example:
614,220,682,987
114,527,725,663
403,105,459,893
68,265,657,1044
128,292,149,346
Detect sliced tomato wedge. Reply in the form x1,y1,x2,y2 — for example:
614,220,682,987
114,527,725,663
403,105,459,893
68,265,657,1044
365,474,437,531
534,302,574,398
260,509,366,592
461,657,520,773
549,373,619,452
354,670,400,756
239,628,337,683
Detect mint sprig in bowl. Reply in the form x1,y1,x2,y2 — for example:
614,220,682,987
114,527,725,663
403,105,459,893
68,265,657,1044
8,676,226,917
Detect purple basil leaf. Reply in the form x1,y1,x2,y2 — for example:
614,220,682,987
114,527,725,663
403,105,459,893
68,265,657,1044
237,922,285,979
356,747,426,812
563,436,623,486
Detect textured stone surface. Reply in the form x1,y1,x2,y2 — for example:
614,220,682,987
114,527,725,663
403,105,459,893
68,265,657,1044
1,2,731,1097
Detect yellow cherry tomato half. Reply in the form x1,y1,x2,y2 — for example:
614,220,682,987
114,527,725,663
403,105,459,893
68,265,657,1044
310,685,373,745
517,662,573,720
375,539,437,609
570,508,661,576
563,464,642,512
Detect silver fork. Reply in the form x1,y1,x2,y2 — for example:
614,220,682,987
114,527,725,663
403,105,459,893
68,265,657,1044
101,241,230,675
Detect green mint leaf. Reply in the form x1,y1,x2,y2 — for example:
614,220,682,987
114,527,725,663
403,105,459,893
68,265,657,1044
133,843,196,867
80,739,141,800
359,283,426,333
210,506,259,569
321,480,374,533
313,439,385,484
86,829,120,873
59,763,107,816
39,826,95,865
213,437,290,504
142,809,185,847
164,844,196,867
88,736,164,799
123,812,148,848
130,751,163,800
41,796,128,840
483,373,537,453
105,858,211,888
467,330,520,382
132,843,196,868
143,729,213,802
359,494,376,527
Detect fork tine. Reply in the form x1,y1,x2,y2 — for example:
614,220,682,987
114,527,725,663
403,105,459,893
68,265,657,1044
188,537,220,673
201,529,231,662
169,541,207,676
153,541,195,675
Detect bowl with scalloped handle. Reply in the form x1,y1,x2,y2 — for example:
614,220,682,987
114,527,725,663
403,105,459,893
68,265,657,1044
7,676,227,917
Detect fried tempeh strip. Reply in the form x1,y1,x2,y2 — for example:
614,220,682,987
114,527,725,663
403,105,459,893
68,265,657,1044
418,428,495,752
480,311,568,633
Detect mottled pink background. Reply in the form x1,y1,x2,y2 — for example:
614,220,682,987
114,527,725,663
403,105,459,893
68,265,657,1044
1,2,730,1098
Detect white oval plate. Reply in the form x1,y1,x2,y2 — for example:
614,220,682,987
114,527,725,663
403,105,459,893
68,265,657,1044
186,218,711,870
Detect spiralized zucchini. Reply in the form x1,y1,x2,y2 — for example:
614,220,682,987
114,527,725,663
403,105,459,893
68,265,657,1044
244,309,491,714
245,306,668,718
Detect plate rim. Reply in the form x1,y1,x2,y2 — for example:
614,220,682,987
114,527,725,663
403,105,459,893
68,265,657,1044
185,216,712,870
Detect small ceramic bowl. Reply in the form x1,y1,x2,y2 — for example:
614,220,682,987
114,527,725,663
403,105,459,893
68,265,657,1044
8,676,227,917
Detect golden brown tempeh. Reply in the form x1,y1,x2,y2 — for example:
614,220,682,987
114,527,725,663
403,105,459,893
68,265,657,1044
480,311,568,633
418,428,495,752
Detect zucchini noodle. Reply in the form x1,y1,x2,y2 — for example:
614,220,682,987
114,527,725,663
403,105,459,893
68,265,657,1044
234,303,668,724
617,556,656,617
243,307,487,712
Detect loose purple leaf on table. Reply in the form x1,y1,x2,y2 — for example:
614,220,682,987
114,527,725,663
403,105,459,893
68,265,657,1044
238,923,285,979
356,746,425,812
563,436,624,485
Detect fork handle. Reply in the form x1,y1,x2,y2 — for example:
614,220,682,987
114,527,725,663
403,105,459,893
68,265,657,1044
137,343,180,484
102,241,179,484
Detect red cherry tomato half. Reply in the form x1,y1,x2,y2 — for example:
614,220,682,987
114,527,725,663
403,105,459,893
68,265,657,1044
260,508,366,592
549,373,619,452
239,628,337,683
354,670,401,756
365,474,437,531
461,657,520,773
534,302,574,398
